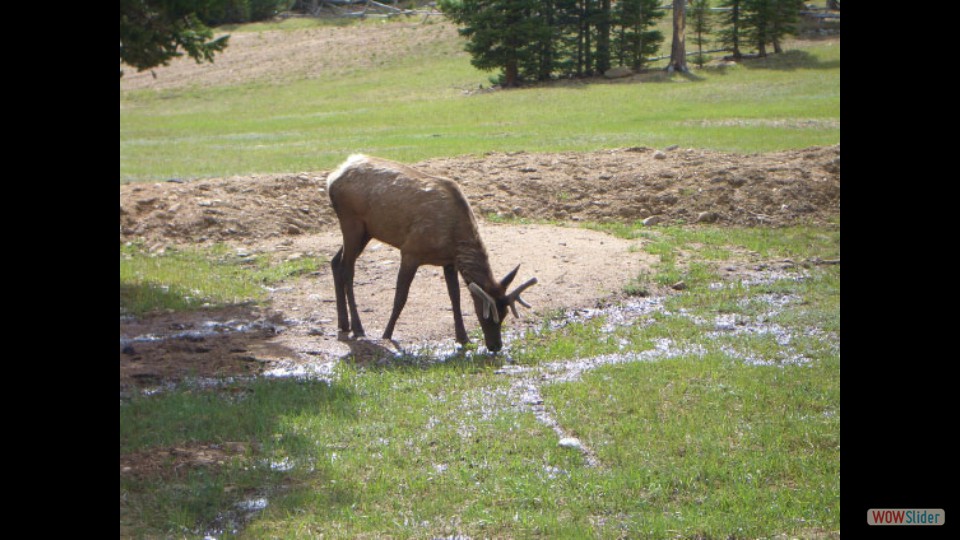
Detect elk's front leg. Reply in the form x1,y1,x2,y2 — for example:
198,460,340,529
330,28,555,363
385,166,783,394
383,256,419,341
444,264,469,344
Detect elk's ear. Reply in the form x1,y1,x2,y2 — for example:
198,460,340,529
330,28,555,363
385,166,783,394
500,264,521,290
469,282,500,323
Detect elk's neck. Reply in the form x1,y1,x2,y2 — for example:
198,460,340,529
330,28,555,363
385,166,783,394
455,238,498,292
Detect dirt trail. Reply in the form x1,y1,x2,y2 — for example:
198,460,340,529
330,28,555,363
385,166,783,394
119,146,840,391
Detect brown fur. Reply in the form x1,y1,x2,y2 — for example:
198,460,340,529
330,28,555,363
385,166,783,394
326,154,536,351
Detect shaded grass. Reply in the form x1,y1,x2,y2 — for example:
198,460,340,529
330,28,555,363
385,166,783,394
121,364,594,537
120,379,356,535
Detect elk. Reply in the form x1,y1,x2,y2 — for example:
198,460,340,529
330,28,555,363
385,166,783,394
326,154,538,352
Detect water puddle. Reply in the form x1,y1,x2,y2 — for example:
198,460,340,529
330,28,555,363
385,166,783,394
120,318,282,350
201,495,270,539
262,359,337,381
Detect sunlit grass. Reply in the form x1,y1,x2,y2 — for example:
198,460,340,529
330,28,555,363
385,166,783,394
119,242,323,315
120,22,839,182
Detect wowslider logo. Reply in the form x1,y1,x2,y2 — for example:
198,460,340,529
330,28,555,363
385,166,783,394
867,509,945,526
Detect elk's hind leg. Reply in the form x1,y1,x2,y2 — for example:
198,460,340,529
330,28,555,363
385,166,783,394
331,247,349,332
332,220,370,338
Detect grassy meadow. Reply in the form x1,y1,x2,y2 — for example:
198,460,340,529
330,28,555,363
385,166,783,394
120,13,840,539
119,17,839,182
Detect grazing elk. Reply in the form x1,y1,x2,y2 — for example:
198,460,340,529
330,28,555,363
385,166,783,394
326,154,538,352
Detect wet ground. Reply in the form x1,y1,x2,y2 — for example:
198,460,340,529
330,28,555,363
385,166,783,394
121,246,838,538
122,261,831,476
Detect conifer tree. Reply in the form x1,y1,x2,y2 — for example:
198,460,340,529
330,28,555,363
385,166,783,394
612,0,664,71
717,0,744,59
441,0,665,83
120,0,229,77
440,0,549,87
744,0,773,56
690,0,712,68
768,0,802,54
742,0,802,56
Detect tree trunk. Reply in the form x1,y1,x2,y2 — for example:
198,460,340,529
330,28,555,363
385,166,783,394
667,0,688,73
696,28,703,67
730,2,742,60
596,0,611,74
584,7,593,75
504,60,519,87
577,1,586,76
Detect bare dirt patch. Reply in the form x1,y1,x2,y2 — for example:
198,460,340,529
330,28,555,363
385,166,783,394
120,146,840,391
120,442,255,479
120,20,461,91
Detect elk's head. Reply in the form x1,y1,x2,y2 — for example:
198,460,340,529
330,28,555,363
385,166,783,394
468,265,538,352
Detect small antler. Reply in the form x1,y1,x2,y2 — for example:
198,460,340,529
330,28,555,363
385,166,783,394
507,277,538,318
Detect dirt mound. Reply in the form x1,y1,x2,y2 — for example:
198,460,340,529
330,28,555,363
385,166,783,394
121,172,334,247
120,146,840,247
422,145,840,225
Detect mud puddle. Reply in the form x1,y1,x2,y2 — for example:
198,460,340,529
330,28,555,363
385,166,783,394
200,494,271,539
123,266,824,392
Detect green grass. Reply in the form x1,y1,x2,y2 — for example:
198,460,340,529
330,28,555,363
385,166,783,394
120,21,839,182
544,353,839,538
120,224,840,538
586,221,840,292
119,242,323,316
120,15,839,538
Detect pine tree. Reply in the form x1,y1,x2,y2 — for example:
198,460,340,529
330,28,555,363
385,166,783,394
120,0,230,77
612,0,664,71
769,0,802,54
576,0,600,76
690,0,712,68
439,0,550,87
717,0,745,60
596,0,612,74
743,0,773,56
743,0,802,56
441,0,666,83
